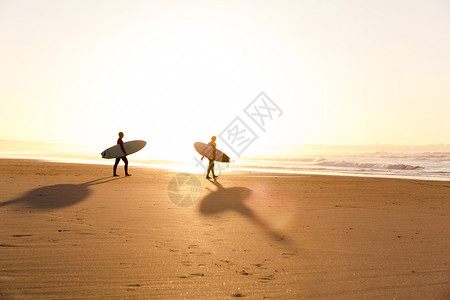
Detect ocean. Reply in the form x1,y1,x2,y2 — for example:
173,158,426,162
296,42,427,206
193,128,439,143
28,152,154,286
230,151,450,181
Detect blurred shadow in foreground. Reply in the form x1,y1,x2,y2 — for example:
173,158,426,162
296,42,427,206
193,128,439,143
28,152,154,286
199,180,285,241
0,177,122,210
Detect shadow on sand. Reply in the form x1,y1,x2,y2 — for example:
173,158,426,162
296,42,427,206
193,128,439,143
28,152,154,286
199,180,285,241
0,177,122,210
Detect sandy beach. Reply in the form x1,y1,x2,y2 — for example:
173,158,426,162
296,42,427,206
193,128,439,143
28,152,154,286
0,159,449,299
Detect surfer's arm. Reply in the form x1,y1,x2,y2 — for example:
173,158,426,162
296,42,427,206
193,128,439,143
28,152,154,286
119,140,127,155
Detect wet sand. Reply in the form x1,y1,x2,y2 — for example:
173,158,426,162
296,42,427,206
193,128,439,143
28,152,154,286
0,159,449,299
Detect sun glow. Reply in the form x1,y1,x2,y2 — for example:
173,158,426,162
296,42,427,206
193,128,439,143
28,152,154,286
1,0,449,154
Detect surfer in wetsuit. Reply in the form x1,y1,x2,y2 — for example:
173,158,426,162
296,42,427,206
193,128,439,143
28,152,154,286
201,136,218,180
113,132,131,177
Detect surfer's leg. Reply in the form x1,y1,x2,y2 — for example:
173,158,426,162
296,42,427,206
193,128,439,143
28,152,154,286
212,165,218,179
206,159,213,178
113,158,120,176
210,157,218,179
211,155,217,177
123,157,130,176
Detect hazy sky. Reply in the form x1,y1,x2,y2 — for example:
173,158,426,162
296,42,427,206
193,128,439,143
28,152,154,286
1,0,449,156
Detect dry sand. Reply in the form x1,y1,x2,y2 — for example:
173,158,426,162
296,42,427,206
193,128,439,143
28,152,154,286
0,159,449,299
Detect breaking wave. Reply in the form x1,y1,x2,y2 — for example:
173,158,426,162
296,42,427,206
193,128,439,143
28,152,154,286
318,161,422,170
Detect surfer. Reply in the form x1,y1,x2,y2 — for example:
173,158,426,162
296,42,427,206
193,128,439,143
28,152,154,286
201,136,218,180
113,132,131,177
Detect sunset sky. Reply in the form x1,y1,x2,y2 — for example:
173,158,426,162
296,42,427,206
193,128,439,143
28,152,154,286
1,0,449,158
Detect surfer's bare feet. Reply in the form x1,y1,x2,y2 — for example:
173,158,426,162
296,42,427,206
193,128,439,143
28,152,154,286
113,174,119,177
206,176,212,179
213,175,218,180
125,173,132,177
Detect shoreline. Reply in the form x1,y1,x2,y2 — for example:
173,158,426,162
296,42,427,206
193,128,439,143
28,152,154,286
0,157,450,182
1,156,449,183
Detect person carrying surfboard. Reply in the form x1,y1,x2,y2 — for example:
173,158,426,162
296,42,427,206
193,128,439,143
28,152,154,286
113,132,131,177
201,136,218,180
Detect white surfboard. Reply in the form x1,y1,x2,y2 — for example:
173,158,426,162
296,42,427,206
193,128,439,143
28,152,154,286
194,142,230,163
101,140,147,159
